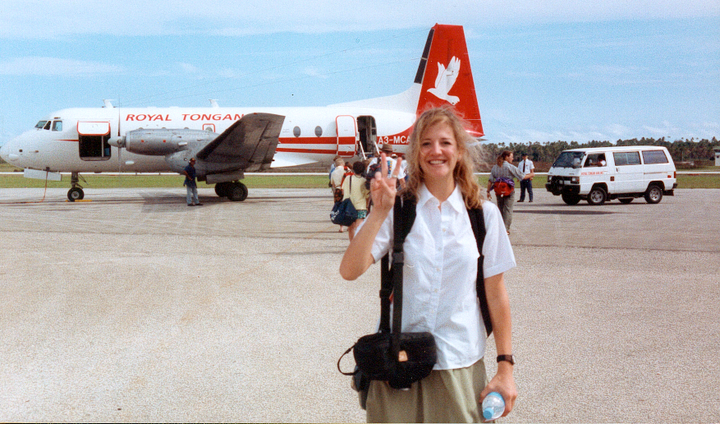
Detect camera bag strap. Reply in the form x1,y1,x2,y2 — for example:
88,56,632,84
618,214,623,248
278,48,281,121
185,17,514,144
391,196,491,336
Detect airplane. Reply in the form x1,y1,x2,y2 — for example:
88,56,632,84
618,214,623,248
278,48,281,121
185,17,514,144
0,24,483,202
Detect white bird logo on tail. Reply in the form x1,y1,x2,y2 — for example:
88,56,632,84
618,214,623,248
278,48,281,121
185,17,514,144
428,56,461,105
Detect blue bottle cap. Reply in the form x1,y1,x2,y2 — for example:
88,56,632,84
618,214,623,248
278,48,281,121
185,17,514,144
483,407,495,420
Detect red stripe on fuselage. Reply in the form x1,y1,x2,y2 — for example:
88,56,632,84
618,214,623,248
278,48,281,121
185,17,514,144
278,137,336,145
275,147,337,155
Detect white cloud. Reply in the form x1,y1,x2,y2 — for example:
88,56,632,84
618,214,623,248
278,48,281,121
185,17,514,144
1,0,718,39
302,67,327,79
178,62,200,74
0,57,123,76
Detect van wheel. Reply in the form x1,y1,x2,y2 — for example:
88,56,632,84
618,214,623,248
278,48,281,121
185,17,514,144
561,192,581,205
619,198,634,204
644,185,663,204
587,187,607,205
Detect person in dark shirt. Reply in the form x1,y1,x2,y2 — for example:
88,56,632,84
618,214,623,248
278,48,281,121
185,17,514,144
182,158,202,206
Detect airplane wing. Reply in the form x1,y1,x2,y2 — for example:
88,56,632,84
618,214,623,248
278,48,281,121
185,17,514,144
196,113,285,172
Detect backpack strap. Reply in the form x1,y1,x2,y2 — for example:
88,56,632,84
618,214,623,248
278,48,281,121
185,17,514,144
468,207,491,336
379,195,416,333
391,196,416,334
380,196,491,337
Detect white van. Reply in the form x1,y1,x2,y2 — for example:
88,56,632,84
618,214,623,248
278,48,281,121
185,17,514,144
545,146,677,205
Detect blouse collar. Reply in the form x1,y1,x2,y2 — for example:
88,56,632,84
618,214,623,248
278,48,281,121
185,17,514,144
417,183,465,213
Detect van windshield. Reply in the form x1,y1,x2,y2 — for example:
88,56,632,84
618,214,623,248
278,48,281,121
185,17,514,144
553,151,585,168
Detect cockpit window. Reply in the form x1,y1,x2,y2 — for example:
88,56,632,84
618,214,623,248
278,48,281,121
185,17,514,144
43,121,51,130
36,120,48,129
52,121,63,131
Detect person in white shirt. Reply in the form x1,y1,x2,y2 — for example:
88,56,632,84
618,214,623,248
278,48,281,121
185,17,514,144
340,108,517,422
341,161,370,241
517,153,535,202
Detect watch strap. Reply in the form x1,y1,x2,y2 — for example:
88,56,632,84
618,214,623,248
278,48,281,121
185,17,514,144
497,354,515,365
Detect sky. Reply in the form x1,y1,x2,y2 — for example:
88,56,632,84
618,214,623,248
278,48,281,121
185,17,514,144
0,0,719,147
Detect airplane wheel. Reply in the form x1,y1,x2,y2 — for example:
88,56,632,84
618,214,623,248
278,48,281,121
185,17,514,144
227,182,248,201
215,182,231,197
68,187,84,202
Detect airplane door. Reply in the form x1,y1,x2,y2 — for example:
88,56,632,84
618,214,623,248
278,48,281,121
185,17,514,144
336,115,357,158
78,121,111,161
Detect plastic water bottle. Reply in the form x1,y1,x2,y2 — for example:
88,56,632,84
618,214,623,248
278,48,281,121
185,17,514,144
481,391,505,421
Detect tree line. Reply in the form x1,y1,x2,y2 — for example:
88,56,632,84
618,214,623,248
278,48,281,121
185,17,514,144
482,137,720,171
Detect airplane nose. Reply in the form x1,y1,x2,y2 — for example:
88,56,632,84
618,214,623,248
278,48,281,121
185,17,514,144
1,138,21,164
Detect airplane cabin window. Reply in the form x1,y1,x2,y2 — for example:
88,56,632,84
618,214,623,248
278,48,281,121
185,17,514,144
52,121,63,131
315,126,323,137
36,120,48,129
293,126,301,137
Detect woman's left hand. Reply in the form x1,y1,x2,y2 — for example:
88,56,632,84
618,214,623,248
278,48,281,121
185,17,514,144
479,365,517,419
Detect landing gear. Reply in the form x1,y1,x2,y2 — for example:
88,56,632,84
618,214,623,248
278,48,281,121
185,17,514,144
67,172,85,202
227,182,249,201
215,181,248,201
215,182,231,197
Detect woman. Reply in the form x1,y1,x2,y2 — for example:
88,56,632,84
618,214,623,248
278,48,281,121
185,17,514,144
341,160,370,241
487,150,533,235
340,108,517,422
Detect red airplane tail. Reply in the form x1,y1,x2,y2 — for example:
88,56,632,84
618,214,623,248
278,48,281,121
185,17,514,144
414,24,483,138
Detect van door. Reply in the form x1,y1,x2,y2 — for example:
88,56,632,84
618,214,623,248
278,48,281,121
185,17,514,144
581,152,612,193
336,115,357,158
612,151,643,193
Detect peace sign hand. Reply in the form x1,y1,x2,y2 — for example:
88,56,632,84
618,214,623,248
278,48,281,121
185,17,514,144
370,153,401,215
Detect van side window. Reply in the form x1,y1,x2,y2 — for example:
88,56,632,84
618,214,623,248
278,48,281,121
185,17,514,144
584,153,607,167
642,150,669,164
613,152,641,166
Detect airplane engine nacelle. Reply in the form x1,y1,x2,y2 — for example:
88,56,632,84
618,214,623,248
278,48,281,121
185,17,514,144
124,129,216,155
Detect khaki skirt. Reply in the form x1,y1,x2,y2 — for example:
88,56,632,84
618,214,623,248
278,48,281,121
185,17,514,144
366,358,488,423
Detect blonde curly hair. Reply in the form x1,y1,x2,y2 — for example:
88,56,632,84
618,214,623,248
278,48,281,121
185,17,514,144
401,107,486,209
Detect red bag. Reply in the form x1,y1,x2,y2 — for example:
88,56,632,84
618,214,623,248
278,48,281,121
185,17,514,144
493,177,515,197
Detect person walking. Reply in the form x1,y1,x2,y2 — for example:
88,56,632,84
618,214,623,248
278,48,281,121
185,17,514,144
182,158,201,206
341,161,370,241
330,158,347,231
517,153,535,202
487,151,532,234
340,108,517,422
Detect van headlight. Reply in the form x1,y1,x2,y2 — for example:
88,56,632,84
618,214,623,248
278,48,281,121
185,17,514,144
571,177,579,184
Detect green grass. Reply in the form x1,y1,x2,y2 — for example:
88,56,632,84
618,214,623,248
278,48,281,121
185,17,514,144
1,172,719,189
0,173,331,189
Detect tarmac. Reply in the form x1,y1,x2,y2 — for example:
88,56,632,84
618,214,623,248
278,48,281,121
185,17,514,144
1,186,719,422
